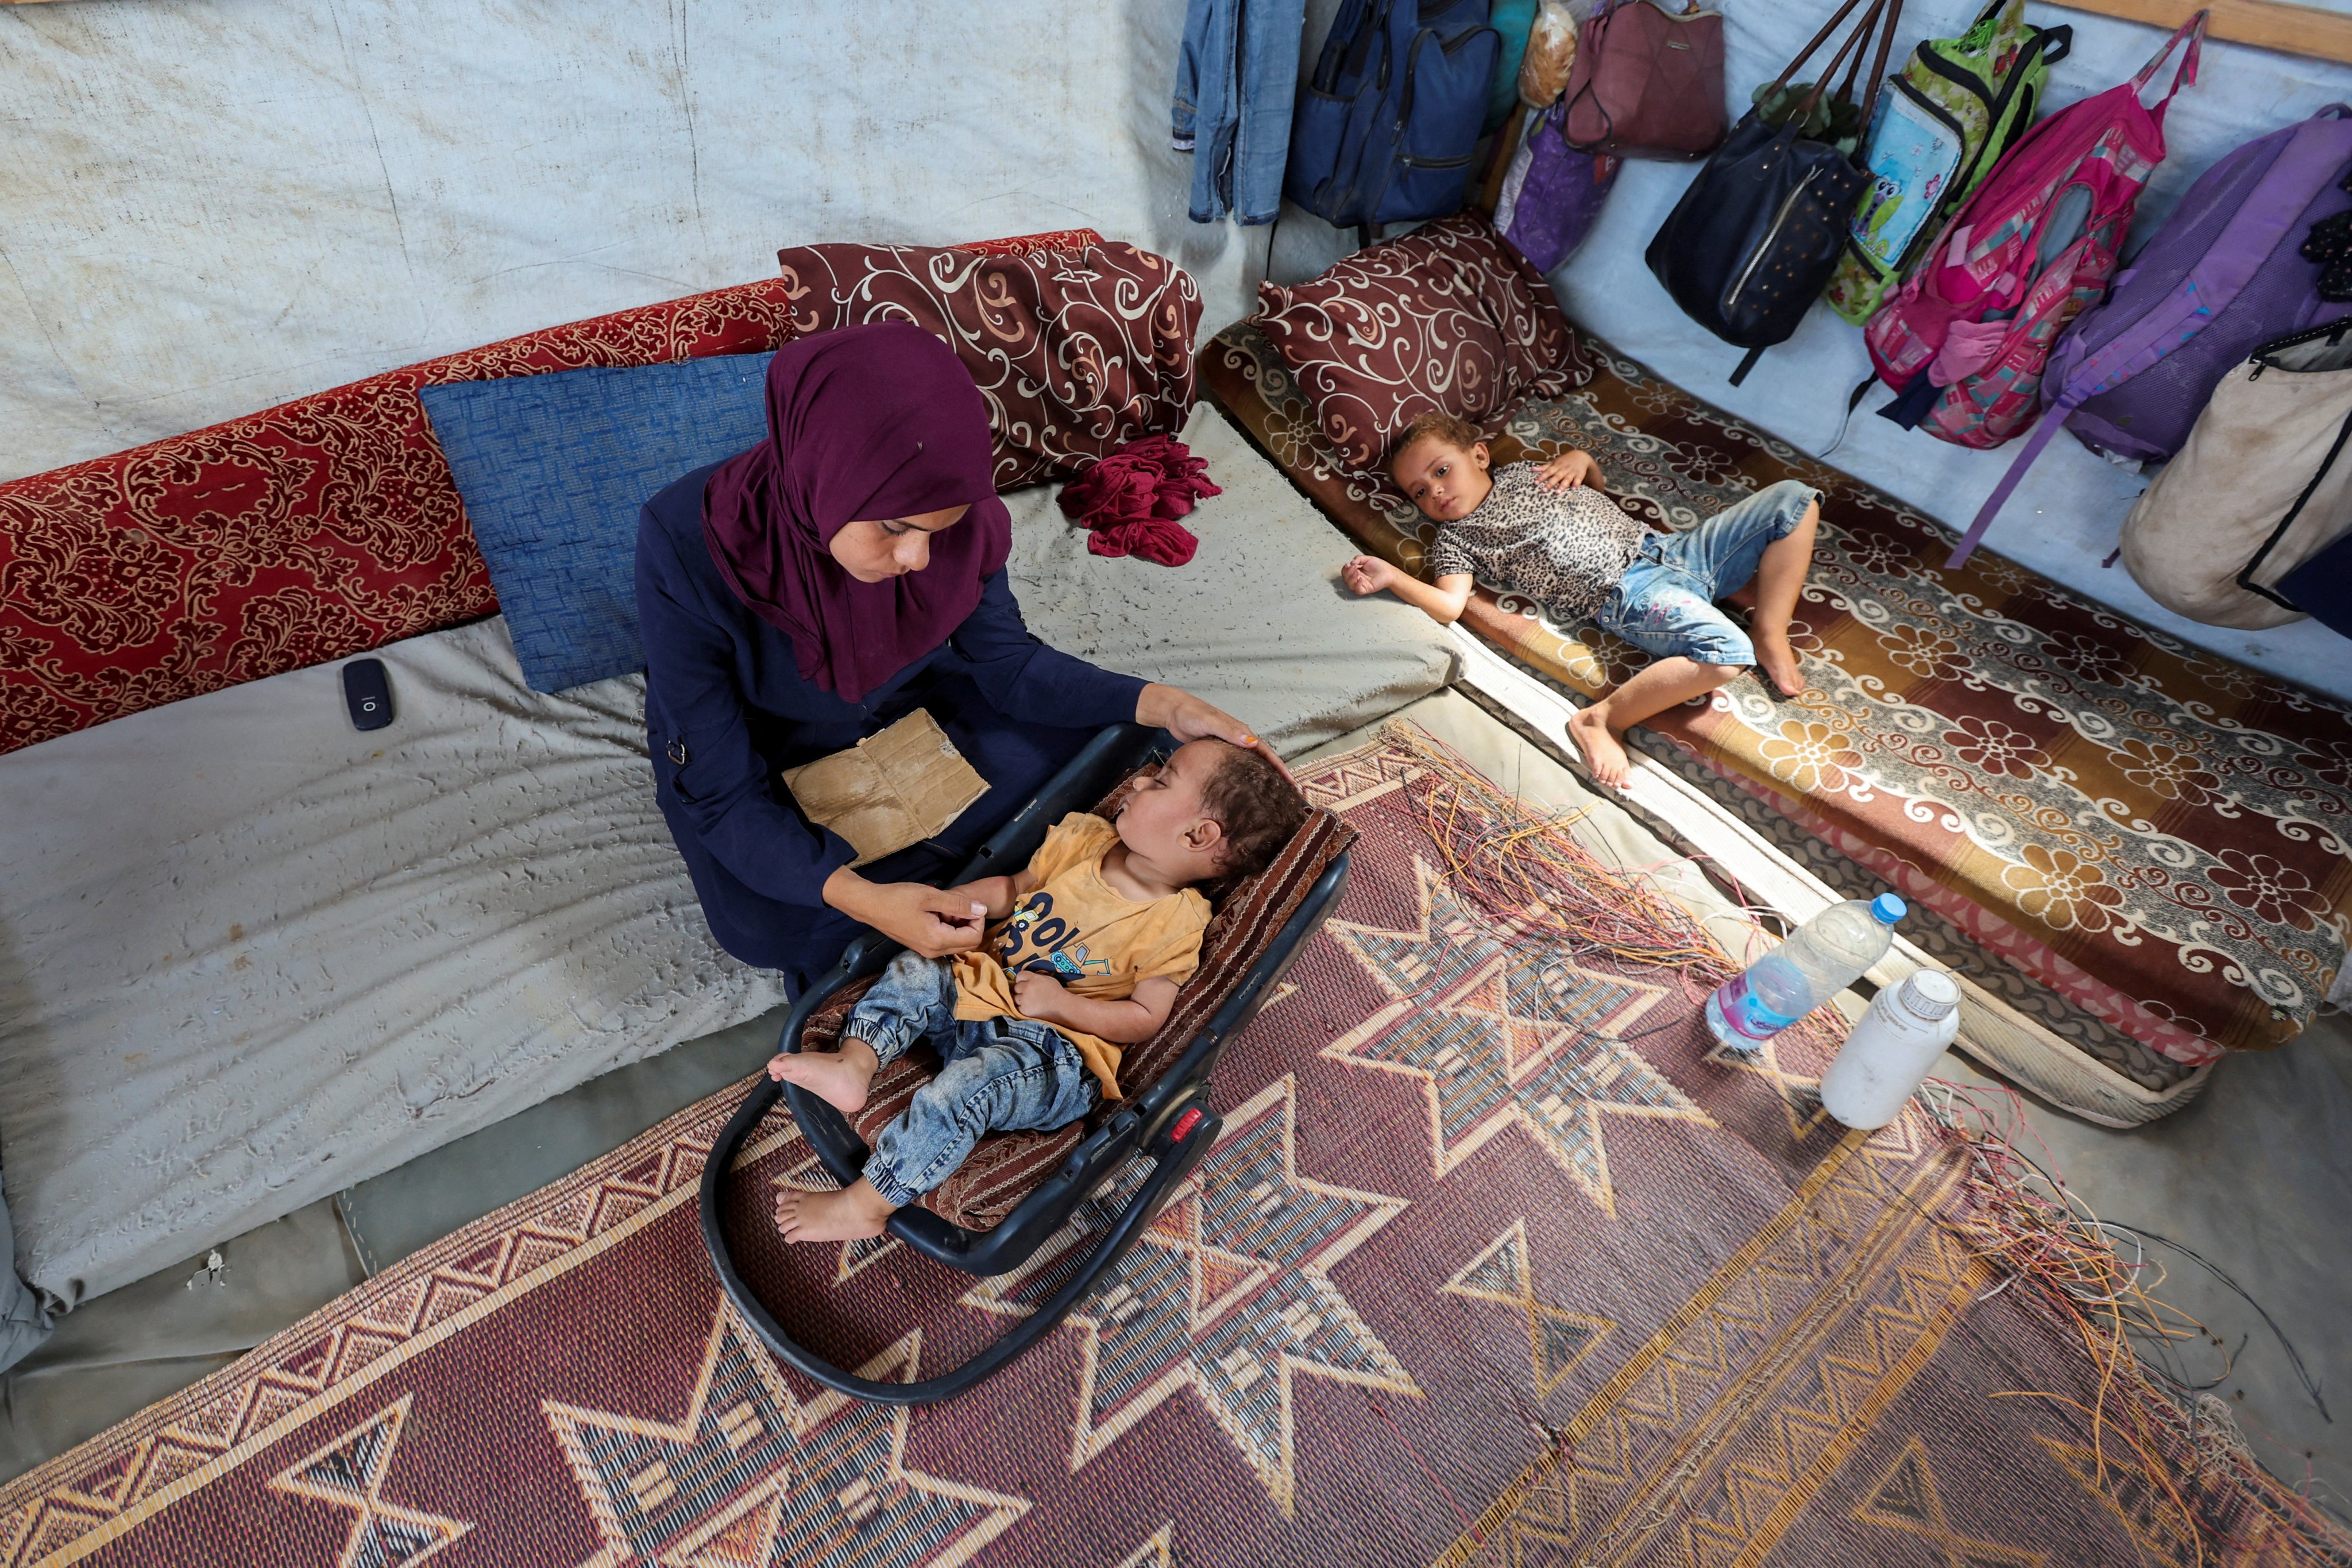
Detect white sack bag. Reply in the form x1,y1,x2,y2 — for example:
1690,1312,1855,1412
2119,323,2352,629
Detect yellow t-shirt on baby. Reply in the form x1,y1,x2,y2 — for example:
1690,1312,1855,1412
950,813,1211,1099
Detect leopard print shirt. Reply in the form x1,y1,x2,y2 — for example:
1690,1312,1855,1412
1423,462,1647,625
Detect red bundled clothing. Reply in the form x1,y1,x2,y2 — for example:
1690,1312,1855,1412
1057,435,1221,566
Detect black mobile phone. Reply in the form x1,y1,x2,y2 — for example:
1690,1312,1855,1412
342,658,395,732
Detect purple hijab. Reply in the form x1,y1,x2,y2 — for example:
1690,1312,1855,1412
701,322,1010,702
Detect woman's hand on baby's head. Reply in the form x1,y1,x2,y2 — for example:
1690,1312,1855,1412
1535,450,1602,493
1341,555,1396,596
1137,684,1292,781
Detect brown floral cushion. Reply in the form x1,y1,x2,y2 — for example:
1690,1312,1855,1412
1252,212,1594,472
774,238,1202,491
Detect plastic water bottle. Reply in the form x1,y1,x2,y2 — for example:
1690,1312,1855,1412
1705,894,1905,1053
1818,969,1963,1130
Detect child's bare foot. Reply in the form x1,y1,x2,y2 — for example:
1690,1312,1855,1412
775,1178,895,1243
1752,631,1806,697
1567,706,1634,790
767,1038,879,1115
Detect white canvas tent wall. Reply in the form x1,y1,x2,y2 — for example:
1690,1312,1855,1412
0,0,1269,481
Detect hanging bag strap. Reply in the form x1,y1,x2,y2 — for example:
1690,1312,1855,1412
1762,0,1902,143
1983,0,2023,58
1557,0,1623,152
1831,9,1874,109
2131,9,2207,120
1778,0,1877,137
1945,400,2069,568
1762,0,1876,103
1953,0,2027,69
1853,0,1905,144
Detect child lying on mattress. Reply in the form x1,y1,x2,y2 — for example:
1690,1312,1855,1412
770,738,1306,1242
1341,411,1821,789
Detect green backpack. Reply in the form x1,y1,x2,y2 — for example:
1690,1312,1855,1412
1823,0,2072,325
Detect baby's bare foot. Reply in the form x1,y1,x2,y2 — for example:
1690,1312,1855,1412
767,1041,876,1115
775,1180,895,1243
1752,632,1806,697
1567,708,1634,790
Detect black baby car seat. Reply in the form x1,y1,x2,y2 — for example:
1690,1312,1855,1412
700,724,1355,1403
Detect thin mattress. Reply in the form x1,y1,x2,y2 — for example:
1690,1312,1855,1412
0,408,1453,1306
1203,320,2352,1068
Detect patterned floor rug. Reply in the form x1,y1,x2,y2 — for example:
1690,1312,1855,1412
5,730,2344,1568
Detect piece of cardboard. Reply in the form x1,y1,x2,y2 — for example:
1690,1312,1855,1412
781,709,991,867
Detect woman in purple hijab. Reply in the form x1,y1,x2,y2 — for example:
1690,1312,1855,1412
635,323,1268,987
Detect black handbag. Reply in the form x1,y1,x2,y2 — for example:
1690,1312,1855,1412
1644,0,1905,385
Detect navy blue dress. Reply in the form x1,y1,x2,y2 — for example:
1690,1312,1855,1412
635,463,1148,991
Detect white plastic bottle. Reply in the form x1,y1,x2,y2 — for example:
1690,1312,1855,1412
1705,894,1905,1053
1819,970,1963,1130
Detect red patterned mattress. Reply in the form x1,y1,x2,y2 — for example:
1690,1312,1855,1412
0,227,1179,754
1204,319,2352,1064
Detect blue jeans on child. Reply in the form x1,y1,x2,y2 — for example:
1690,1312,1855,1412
844,951,1102,1208
1592,480,1820,667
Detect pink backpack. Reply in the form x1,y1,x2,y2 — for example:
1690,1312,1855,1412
1864,14,2204,559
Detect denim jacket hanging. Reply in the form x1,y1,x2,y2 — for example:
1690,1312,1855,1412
1172,0,1307,225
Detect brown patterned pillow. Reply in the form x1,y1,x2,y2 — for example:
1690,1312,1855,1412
774,238,1202,491
1253,212,1594,472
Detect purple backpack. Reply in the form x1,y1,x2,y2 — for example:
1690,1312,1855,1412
1951,107,2352,564
2059,107,2352,462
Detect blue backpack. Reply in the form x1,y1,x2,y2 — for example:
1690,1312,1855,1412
1287,0,1500,228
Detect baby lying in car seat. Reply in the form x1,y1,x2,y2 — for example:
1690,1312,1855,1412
771,738,1307,1242
1342,411,1821,790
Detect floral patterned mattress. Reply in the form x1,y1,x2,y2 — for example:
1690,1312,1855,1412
1203,320,2352,1064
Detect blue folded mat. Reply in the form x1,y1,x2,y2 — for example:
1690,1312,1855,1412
421,352,774,693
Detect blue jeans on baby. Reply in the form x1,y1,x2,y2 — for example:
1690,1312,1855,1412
844,951,1102,1207
1593,480,1820,667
